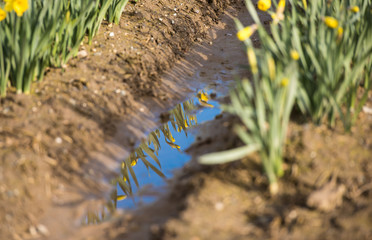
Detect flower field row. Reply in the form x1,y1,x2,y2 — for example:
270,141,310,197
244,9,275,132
200,0,372,194
0,0,130,96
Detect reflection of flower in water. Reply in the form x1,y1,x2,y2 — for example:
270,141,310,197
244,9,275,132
87,92,209,224
165,138,181,149
198,91,214,108
117,195,127,201
115,93,203,206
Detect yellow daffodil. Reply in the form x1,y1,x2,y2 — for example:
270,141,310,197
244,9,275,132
236,24,258,41
337,27,343,38
257,0,271,12
131,160,137,166
268,56,276,80
349,6,359,13
247,47,258,74
4,0,29,17
0,8,6,21
290,50,300,60
277,0,285,11
280,78,289,87
117,195,127,201
302,0,307,10
324,17,338,29
198,91,209,102
169,142,180,149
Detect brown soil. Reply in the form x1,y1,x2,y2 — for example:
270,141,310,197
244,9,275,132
1,0,372,240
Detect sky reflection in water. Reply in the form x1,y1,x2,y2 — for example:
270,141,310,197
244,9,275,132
116,90,221,209
83,90,222,224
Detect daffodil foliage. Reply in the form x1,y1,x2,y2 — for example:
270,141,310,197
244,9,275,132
200,0,372,195
0,0,130,96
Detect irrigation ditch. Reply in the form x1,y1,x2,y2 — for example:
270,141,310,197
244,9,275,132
0,0,372,240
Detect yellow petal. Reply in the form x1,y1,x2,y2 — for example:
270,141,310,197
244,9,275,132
290,50,300,60
278,0,285,9
247,48,258,74
198,91,209,102
280,78,289,87
0,8,7,21
4,2,13,12
324,17,338,29
117,195,127,201
236,25,257,41
257,0,271,11
14,0,28,17
337,27,343,38
350,6,359,13
268,56,276,80
302,0,307,10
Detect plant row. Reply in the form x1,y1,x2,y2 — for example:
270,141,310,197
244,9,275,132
0,0,130,96
200,0,372,195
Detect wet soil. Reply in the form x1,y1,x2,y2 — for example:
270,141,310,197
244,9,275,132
1,0,372,239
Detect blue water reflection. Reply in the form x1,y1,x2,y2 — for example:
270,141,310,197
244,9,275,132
117,92,221,209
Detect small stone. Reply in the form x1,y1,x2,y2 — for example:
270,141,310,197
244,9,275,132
55,137,62,144
362,106,372,114
29,226,38,237
77,50,88,58
109,32,115,38
37,224,49,236
215,202,224,211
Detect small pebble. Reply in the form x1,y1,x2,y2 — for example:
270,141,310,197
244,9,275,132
109,32,115,38
215,202,224,211
55,137,62,144
363,106,372,114
29,226,38,237
37,224,49,236
77,50,88,58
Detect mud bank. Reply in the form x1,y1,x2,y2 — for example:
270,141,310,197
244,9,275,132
0,0,251,239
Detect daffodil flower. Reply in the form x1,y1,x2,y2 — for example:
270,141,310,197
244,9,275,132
247,47,258,74
277,0,285,12
337,27,343,38
0,8,6,21
117,195,127,201
198,91,209,102
290,50,300,60
324,16,338,29
349,6,359,13
268,56,276,80
257,0,271,11
236,24,258,41
280,78,289,87
5,0,29,17
302,0,307,10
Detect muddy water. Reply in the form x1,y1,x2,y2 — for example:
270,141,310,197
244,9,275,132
84,88,224,224
117,90,221,208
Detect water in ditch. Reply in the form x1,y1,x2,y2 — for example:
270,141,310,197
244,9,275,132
83,88,224,224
